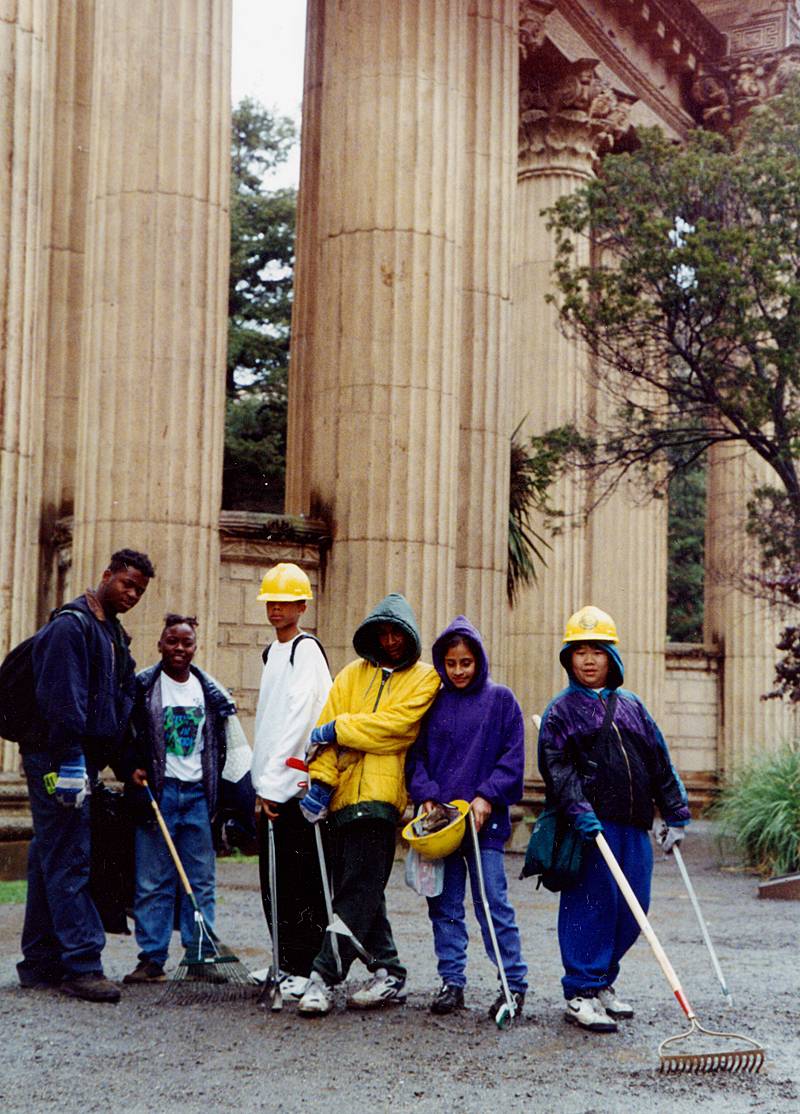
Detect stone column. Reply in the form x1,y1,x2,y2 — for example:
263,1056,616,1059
705,445,798,774
37,0,95,614
454,0,517,673
0,0,48,769
71,0,231,665
286,0,469,665
510,56,636,730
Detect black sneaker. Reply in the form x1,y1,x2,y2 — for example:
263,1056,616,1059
122,959,166,984
430,983,465,1015
488,989,525,1020
60,973,121,1003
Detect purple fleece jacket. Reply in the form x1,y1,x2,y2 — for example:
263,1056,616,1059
405,616,525,850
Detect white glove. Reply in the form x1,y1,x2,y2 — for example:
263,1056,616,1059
654,820,685,855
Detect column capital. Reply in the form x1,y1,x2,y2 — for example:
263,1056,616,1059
691,44,800,131
519,58,636,169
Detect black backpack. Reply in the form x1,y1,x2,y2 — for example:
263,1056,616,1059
0,607,89,742
261,632,329,669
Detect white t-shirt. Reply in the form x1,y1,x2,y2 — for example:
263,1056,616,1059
251,633,332,803
161,671,206,782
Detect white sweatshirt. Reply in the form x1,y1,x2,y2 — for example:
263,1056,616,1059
251,633,332,802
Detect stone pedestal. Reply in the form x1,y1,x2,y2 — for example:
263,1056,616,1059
0,1,47,770
71,0,231,664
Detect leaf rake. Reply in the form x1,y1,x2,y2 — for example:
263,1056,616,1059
142,781,258,1005
595,832,765,1074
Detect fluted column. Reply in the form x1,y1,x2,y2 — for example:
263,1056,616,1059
705,445,798,774
72,0,231,665
37,0,94,611
509,55,631,731
0,0,48,769
454,0,517,674
286,0,468,665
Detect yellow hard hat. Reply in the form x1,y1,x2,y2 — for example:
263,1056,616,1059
563,605,618,644
256,562,313,602
402,800,470,861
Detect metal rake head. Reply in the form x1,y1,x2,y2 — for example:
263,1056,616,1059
659,1018,765,1074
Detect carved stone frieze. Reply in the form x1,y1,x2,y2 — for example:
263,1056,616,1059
691,43,800,130
518,0,553,60
519,58,636,165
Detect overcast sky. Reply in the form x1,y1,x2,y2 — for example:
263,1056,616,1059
232,0,308,186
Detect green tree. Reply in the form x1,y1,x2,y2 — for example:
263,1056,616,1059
667,461,705,642
224,98,297,512
543,80,800,692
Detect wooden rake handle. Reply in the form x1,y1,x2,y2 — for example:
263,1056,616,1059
595,832,695,1020
142,779,196,903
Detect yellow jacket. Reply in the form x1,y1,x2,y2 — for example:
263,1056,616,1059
309,593,440,825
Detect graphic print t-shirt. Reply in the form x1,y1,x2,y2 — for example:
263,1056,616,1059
161,671,206,782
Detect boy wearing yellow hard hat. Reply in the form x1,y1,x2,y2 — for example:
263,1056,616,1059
252,563,332,1000
537,605,690,1032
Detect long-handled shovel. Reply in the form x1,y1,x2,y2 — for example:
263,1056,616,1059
285,756,343,978
595,832,764,1073
671,843,733,1007
468,812,517,1030
260,817,283,1012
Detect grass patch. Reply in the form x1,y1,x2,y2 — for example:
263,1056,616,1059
712,742,800,877
0,880,27,904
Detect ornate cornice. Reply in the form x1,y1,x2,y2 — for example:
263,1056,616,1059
519,58,636,165
691,43,800,130
605,0,727,65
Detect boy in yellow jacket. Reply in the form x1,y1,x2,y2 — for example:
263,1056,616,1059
297,593,440,1016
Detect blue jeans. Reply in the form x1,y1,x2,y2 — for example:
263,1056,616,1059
558,819,652,999
19,752,105,982
133,779,216,966
426,844,528,992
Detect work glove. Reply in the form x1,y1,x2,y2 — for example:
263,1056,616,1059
309,721,337,747
300,782,333,824
573,809,604,842
654,820,686,855
54,758,90,809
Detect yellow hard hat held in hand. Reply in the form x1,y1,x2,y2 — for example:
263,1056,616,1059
402,800,470,860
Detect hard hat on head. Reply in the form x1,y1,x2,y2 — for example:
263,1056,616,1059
563,605,618,645
401,800,470,861
256,562,313,602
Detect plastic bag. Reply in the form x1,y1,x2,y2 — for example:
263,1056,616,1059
404,847,445,897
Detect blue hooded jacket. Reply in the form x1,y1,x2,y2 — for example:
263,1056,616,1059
538,639,690,831
405,616,525,850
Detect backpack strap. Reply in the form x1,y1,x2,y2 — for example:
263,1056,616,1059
262,632,329,669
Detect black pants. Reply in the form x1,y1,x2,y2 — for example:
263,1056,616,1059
258,797,328,977
313,817,404,986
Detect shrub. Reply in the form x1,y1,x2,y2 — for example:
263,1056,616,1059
713,743,800,877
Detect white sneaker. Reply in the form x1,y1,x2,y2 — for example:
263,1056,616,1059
297,971,334,1016
597,985,634,1019
564,995,618,1032
348,967,408,1010
279,973,309,1000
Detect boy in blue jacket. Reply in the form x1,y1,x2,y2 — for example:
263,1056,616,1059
406,616,528,1018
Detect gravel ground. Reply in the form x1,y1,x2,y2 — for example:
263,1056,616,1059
0,821,796,1114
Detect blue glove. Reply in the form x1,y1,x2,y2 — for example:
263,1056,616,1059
55,758,89,809
310,721,337,747
573,809,603,842
300,782,333,824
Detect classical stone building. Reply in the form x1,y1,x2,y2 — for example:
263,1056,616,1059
1,1,798,804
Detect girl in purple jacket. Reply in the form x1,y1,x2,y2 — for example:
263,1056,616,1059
406,616,528,1018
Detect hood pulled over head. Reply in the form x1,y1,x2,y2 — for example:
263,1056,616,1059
432,616,489,692
352,592,422,670
559,639,624,691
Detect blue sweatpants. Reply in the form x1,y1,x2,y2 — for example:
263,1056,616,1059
558,819,652,1000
